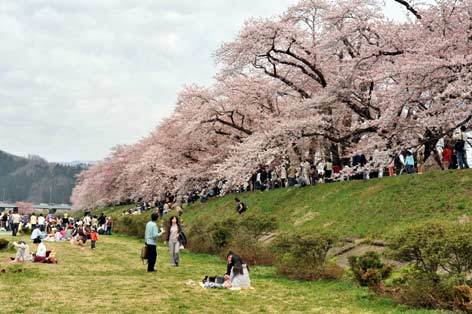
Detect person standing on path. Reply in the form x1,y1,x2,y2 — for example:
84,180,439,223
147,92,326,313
165,216,186,267
144,212,163,272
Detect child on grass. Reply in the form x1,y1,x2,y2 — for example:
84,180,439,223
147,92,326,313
89,227,99,250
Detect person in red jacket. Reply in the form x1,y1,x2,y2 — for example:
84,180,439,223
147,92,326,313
89,228,99,250
442,145,453,169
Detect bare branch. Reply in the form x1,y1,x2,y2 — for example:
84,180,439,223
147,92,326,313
393,0,422,20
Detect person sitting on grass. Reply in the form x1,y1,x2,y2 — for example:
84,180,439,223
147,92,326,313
32,237,57,264
54,227,64,241
32,237,47,263
30,225,45,241
224,252,251,289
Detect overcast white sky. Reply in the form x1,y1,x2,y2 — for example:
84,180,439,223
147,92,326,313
0,0,418,162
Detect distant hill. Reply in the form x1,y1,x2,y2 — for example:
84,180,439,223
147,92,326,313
0,150,86,204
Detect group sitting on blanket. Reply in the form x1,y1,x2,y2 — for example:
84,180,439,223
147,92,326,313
202,251,251,289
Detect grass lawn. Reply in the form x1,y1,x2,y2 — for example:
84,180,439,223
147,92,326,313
182,169,472,239
0,234,442,314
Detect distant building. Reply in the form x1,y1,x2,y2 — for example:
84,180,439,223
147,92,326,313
0,203,72,212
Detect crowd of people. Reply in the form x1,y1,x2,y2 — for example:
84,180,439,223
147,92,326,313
181,126,472,201
0,209,114,239
2,209,115,265
122,199,183,218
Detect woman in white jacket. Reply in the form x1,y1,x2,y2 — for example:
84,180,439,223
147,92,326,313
224,254,251,289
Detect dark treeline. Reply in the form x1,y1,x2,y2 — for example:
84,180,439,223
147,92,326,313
0,150,86,204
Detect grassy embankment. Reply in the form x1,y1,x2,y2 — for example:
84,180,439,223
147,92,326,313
110,169,472,240
0,234,438,314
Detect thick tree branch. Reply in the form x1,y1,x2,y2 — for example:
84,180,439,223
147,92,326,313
393,0,422,20
253,57,312,98
202,117,253,135
301,126,378,144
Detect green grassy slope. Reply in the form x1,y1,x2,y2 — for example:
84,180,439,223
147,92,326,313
182,169,472,239
0,234,437,314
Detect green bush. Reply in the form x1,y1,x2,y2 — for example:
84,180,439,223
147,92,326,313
207,216,238,250
348,251,392,288
0,239,9,250
186,212,278,264
223,231,275,266
186,216,217,254
393,272,455,309
394,274,472,311
238,212,277,240
220,212,278,265
388,221,472,276
114,213,150,239
271,231,339,280
386,221,472,311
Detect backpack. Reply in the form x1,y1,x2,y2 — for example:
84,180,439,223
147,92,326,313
202,276,225,284
455,140,465,151
239,202,247,214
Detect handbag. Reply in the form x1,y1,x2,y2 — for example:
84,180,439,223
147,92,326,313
141,245,149,264
178,231,188,247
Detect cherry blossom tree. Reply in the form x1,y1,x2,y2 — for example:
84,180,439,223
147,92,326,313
72,0,472,210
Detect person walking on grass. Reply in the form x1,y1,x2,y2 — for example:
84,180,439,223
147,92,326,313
89,227,99,250
235,198,247,215
11,208,21,237
145,212,163,272
165,216,186,267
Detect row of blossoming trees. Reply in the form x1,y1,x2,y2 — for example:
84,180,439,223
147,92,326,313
71,0,472,210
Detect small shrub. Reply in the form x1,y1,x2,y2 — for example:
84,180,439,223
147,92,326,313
114,213,149,238
349,251,393,288
186,216,215,254
219,212,278,265
394,273,454,309
238,212,278,240
453,285,472,312
386,221,472,311
319,262,344,280
223,231,275,266
187,212,278,261
207,216,238,251
387,220,472,277
0,239,9,250
271,231,338,280
185,216,237,254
